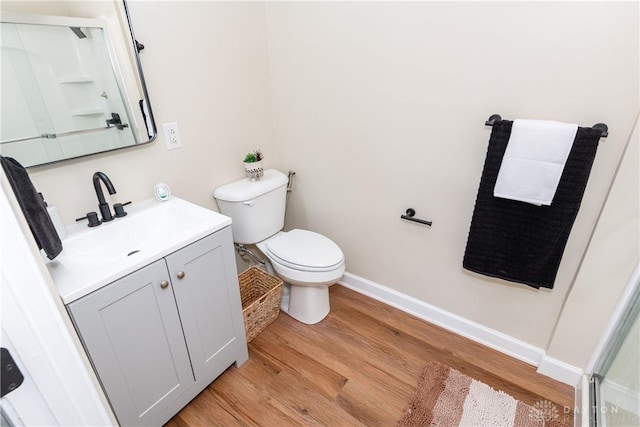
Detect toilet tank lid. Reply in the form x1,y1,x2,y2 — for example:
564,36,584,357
213,169,288,202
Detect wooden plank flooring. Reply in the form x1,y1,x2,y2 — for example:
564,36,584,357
166,285,574,426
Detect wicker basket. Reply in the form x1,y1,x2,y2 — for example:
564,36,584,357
238,267,283,342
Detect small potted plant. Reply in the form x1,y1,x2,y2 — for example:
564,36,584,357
243,149,264,181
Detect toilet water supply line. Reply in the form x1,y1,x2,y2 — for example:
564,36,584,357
286,170,296,192
235,171,296,267
285,170,295,206
235,243,265,266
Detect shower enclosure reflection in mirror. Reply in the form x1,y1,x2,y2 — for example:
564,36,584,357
0,0,156,168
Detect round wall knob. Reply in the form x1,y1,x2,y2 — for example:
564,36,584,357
177,271,185,279
160,280,169,289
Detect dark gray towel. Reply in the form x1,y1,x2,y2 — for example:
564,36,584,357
463,121,600,289
1,156,62,260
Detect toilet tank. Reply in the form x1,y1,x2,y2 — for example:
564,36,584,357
213,169,288,244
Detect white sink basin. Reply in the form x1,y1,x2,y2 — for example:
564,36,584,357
47,197,231,303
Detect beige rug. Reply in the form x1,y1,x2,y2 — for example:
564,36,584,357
398,362,569,427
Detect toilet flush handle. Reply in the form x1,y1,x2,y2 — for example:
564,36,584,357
243,200,256,206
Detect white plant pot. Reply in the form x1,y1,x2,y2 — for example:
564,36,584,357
243,160,264,181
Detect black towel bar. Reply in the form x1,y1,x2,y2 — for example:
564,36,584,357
485,114,608,138
401,208,432,227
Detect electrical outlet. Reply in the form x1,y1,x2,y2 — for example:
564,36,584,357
163,122,182,150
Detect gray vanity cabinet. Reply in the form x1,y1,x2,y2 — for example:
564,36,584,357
68,227,248,427
165,228,246,385
68,259,194,426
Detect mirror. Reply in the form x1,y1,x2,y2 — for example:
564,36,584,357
0,1,155,168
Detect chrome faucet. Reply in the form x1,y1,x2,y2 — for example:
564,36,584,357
93,171,116,222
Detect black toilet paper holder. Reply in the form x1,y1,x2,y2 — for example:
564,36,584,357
401,208,432,227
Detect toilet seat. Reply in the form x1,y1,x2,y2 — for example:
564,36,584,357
265,229,344,272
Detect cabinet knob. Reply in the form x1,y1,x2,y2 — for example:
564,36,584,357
177,271,185,279
160,280,169,289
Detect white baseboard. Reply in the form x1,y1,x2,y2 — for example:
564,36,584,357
338,272,580,386
537,355,584,387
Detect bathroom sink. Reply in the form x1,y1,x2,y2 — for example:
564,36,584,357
46,197,231,303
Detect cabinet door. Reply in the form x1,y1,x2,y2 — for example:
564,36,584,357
68,260,194,426
165,227,247,384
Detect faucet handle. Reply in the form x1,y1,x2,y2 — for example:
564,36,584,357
114,203,128,218
87,212,101,227
76,212,101,227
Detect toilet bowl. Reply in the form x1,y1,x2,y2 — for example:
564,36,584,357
257,230,345,324
213,169,346,325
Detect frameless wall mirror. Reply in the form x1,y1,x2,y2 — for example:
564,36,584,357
0,0,155,168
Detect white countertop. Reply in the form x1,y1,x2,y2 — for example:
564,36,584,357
46,197,231,304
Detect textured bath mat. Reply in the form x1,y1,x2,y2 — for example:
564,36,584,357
397,362,569,427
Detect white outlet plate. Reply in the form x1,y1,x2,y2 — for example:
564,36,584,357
163,122,182,150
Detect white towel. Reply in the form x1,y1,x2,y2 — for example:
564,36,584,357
494,119,578,206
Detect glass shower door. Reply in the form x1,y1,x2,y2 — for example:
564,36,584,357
590,282,640,427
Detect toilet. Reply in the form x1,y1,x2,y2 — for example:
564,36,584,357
213,169,345,324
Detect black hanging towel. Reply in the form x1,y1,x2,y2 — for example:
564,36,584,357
463,120,601,289
1,156,63,260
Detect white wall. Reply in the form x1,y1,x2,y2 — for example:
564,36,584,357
1,1,638,374
266,1,639,350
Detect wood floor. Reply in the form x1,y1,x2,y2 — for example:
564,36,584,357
166,285,574,426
